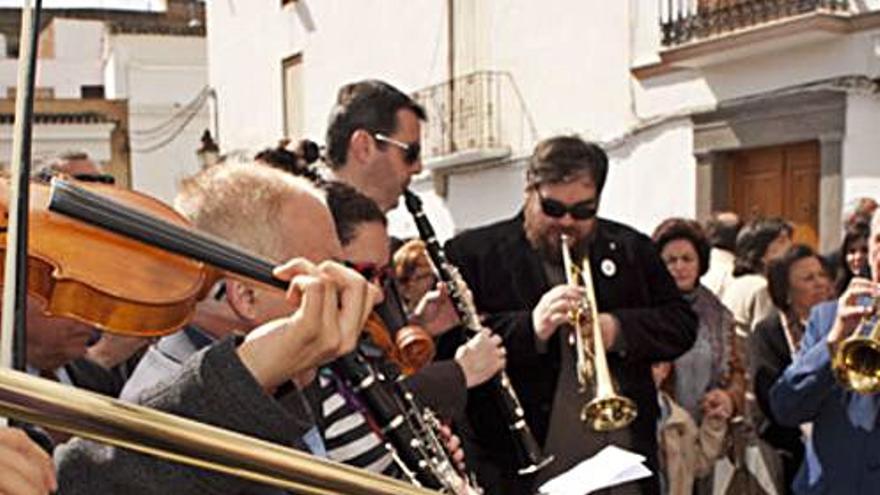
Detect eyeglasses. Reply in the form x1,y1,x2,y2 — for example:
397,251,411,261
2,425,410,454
344,261,394,286
373,133,421,165
537,191,598,220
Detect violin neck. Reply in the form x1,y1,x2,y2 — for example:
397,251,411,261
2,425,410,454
48,180,286,291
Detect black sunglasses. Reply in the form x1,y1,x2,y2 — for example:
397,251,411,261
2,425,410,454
343,260,394,286
374,133,421,165
537,191,597,220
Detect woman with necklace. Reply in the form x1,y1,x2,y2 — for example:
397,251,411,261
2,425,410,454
751,244,833,494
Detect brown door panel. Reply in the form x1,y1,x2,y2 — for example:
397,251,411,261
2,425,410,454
728,141,819,249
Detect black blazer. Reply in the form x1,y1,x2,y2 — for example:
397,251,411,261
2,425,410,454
443,214,697,494
751,312,804,492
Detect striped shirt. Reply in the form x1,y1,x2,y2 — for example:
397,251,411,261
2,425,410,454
316,373,401,478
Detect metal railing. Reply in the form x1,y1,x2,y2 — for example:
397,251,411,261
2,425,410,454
660,0,850,46
412,71,536,161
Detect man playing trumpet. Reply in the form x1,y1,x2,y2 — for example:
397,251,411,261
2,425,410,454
771,208,880,495
443,136,697,494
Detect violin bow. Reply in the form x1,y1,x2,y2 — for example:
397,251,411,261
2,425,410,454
1,0,43,390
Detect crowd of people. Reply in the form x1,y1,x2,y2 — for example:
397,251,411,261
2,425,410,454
0,78,877,495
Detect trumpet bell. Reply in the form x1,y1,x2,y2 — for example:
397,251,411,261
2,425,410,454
833,336,880,394
581,395,637,432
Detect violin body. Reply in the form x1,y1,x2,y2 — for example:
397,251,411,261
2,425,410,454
0,179,210,336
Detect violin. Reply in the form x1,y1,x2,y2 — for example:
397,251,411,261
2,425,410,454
1,178,435,375
0,178,210,337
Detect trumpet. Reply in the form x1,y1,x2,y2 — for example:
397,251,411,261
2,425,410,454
560,233,637,431
832,296,880,394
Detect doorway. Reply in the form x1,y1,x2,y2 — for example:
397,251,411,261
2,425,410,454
728,141,820,248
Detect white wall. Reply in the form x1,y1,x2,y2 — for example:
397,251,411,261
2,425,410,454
633,13,880,120
207,0,448,151
106,34,209,202
483,1,635,142
842,92,880,205
207,0,878,239
0,18,105,98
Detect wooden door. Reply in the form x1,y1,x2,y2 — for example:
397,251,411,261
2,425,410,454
729,141,819,248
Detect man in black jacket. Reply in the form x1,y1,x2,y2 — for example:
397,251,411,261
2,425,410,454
443,136,697,495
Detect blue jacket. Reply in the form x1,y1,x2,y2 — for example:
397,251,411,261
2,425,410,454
770,301,880,494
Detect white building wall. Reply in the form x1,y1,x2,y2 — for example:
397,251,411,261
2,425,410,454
105,34,209,203
0,18,105,98
206,0,448,152
632,12,880,120
842,92,880,205
208,1,879,238
483,1,635,142
602,119,696,235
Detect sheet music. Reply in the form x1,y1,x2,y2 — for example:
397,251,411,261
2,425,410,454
538,445,652,495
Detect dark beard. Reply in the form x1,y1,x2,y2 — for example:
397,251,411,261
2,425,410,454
523,211,590,266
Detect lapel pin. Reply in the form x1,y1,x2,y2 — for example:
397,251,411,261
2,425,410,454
601,258,617,278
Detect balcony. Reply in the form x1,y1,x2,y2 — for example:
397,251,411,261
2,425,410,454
633,0,880,78
412,71,535,169
661,0,849,47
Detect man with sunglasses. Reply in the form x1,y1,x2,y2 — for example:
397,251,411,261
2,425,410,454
312,181,503,486
443,136,697,495
324,79,424,212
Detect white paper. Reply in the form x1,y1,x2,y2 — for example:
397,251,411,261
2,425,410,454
538,445,653,495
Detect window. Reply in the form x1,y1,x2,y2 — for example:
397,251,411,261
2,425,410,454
282,53,304,140
81,85,105,99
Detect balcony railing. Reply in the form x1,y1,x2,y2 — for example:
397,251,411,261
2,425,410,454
661,0,849,46
412,71,536,162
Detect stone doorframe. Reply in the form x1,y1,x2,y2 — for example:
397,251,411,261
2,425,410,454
693,89,845,253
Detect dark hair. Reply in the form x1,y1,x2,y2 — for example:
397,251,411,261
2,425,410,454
766,244,818,313
526,136,609,195
255,139,322,182
325,80,426,170
652,218,712,277
835,219,871,294
705,212,742,252
323,180,386,246
732,217,793,277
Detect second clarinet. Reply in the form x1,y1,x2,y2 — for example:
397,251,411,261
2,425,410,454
403,189,554,475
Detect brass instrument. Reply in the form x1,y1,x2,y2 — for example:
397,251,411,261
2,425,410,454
0,368,436,495
832,296,880,394
560,233,637,431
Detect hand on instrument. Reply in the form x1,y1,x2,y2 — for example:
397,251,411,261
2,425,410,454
237,259,382,392
532,284,586,342
0,428,56,495
455,328,506,388
827,277,879,347
702,388,734,421
438,423,467,473
411,283,461,337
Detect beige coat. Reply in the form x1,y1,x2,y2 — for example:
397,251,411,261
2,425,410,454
658,392,728,495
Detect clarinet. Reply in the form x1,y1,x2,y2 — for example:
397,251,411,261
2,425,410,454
403,189,554,475
331,350,473,494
